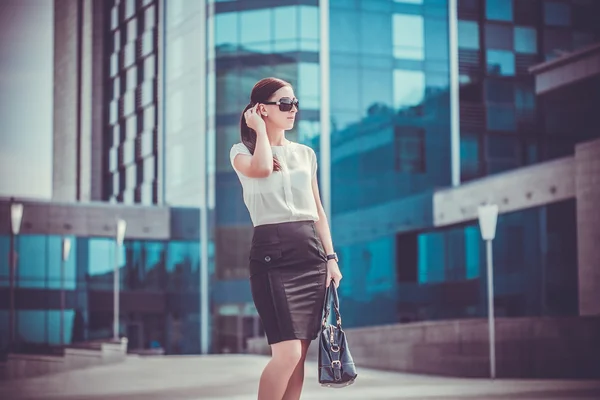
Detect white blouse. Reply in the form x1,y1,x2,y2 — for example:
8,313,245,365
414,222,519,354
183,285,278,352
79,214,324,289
230,141,320,227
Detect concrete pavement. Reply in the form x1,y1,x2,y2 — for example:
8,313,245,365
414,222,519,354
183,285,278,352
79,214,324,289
1,355,599,400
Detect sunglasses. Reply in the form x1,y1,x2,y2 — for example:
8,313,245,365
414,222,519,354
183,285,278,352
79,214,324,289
263,97,299,112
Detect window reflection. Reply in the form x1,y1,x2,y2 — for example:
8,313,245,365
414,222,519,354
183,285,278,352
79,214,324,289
486,50,515,76
299,6,319,44
48,310,74,345
393,14,424,60
544,1,571,27
87,238,122,290
393,69,425,110
0,236,9,279
297,63,319,109
331,67,360,111
514,26,537,54
487,104,516,131
330,10,360,54
486,134,519,172
395,127,425,173
360,12,393,56
486,0,513,21
458,20,479,50
418,233,444,283
460,133,480,180
361,68,394,113
240,9,272,53
216,12,239,49
167,241,200,292
486,23,513,50
17,235,47,288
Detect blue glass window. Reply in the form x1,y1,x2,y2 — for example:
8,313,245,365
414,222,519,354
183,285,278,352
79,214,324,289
486,0,513,22
485,79,514,103
273,7,298,52
515,82,536,118
361,12,393,56
458,20,479,50
393,69,425,110
486,50,515,76
361,68,394,112
486,24,513,51
299,6,319,51
240,9,272,53
47,236,76,290
395,127,425,173
393,14,424,60
331,67,360,111
167,241,200,292
544,1,571,27
418,233,445,283
48,310,74,345
465,226,481,279
425,17,449,61
298,63,320,109
487,104,516,131
514,26,537,54
215,13,239,49
18,235,48,288
486,134,520,172
0,235,9,279
330,10,360,54
17,311,46,343
460,133,480,180
87,238,122,290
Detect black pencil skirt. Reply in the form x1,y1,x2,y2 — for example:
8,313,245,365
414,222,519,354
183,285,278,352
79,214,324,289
249,220,328,345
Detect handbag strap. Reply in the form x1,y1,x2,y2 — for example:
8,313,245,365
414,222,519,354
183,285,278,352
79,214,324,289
322,282,342,327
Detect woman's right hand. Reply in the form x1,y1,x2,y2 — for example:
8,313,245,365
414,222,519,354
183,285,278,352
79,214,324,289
244,104,266,133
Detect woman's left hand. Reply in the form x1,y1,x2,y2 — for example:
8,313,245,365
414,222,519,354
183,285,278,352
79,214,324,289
326,260,342,288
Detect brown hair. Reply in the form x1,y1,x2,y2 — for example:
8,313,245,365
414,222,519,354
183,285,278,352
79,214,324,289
240,77,291,172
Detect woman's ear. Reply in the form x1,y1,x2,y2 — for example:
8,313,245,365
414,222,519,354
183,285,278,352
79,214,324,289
259,105,268,117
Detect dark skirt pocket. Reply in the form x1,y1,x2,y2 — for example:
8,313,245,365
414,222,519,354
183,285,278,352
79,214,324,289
249,245,283,276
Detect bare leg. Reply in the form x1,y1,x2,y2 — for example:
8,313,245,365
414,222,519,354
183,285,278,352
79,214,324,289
257,340,303,400
281,340,310,400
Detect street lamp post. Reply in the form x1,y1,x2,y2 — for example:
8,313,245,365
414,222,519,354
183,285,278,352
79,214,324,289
61,238,71,347
478,204,499,380
9,200,23,353
114,219,127,342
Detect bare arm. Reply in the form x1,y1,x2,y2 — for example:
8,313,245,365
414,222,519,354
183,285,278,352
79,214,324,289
312,176,334,254
312,175,342,287
233,105,273,178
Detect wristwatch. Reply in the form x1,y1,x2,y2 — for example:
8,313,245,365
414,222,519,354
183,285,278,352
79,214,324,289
326,252,338,262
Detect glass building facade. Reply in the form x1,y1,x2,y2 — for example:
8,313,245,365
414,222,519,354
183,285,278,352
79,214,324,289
0,207,202,356
92,0,600,352
106,0,159,204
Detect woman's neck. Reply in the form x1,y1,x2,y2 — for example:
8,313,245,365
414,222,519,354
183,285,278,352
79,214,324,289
266,129,287,146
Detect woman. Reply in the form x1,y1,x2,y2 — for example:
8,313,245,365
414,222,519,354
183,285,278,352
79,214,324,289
230,77,342,400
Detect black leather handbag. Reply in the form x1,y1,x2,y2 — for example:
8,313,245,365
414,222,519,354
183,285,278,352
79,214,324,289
318,283,357,388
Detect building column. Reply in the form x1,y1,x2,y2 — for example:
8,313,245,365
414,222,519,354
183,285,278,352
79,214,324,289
53,0,105,202
53,0,80,202
575,138,600,316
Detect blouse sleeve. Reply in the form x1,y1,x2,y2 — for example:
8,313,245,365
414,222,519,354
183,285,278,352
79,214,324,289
310,148,318,178
230,143,251,172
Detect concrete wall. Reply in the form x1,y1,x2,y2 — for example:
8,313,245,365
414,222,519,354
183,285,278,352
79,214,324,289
1,339,128,381
433,157,574,228
52,0,106,202
53,0,80,202
575,139,600,316
0,198,170,240
247,317,600,379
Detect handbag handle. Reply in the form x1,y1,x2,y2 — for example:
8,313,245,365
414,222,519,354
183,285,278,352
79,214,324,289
322,281,342,327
